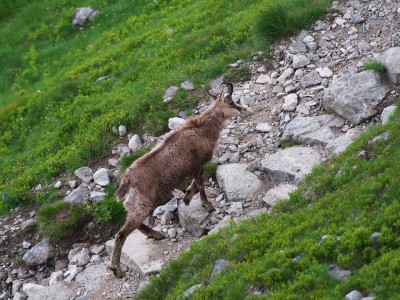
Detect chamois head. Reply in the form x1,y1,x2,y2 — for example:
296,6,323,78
207,82,244,119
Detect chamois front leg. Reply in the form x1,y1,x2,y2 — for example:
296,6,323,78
195,170,215,212
184,179,199,205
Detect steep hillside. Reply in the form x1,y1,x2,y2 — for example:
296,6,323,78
1,0,294,212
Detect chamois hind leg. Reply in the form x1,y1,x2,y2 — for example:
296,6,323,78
138,224,166,240
110,212,143,278
183,179,199,205
110,189,152,278
195,169,215,212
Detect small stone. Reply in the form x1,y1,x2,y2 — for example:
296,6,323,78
316,67,333,78
128,134,142,151
345,290,364,300
211,259,231,278
255,123,272,133
93,168,110,186
328,264,351,283
21,219,37,232
300,71,322,88
69,248,90,267
161,211,174,226
54,181,62,189
168,117,186,130
282,94,298,112
89,191,106,203
90,255,102,264
370,232,381,250
74,167,93,183
256,74,270,84
22,241,31,249
163,86,179,102
23,239,53,266
292,54,310,69
182,284,203,299
118,125,127,136
180,81,195,91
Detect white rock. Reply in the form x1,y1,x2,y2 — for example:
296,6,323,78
255,123,272,133
118,125,127,136
181,81,195,91
49,270,63,286
381,105,397,124
316,67,333,78
54,181,62,189
128,134,142,151
93,168,110,186
282,94,298,112
69,248,90,267
345,290,364,300
256,74,270,84
168,117,186,130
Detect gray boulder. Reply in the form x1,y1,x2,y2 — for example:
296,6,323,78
376,47,400,84
323,70,389,124
74,167,93,183
216,164,263,202
282,115,345,146
23,281,78,300
64,185,89,204
23,239,53,266
21,218,37,232
261,147,322,185
178,194,210,237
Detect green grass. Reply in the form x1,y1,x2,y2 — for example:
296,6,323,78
37,200,90,242
362,60,386,73
0,0,336,213
137,106,400,299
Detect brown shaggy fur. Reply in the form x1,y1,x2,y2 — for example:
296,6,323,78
110,83,243,278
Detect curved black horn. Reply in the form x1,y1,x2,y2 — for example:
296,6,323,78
226,82,233,98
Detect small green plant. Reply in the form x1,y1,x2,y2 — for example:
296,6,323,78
203,162,218,179
90,186,127,227
37,201,90,242
224,65,251,82
362,60,386,73
280,139,296,149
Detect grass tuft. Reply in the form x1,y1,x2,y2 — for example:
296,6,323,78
362,60,386,73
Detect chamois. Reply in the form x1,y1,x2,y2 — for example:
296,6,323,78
110,83,244,278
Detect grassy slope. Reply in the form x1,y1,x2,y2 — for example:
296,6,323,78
137,108,400,299
0,0,271,212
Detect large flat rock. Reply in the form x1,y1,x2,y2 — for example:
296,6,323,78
282,115,345,146
216,163,263,202
261,147,322,185
325,128,363,157
323,70,389,124
106,228,164,276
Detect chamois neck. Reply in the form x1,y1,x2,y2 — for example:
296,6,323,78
199,107,225,140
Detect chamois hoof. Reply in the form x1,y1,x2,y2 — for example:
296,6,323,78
203,203,216,212
110,266,125,278
183,196,191,206
152,232,167,240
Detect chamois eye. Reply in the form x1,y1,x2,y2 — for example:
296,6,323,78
228,100,235,107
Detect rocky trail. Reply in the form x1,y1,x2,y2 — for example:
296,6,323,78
1,1,400,299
